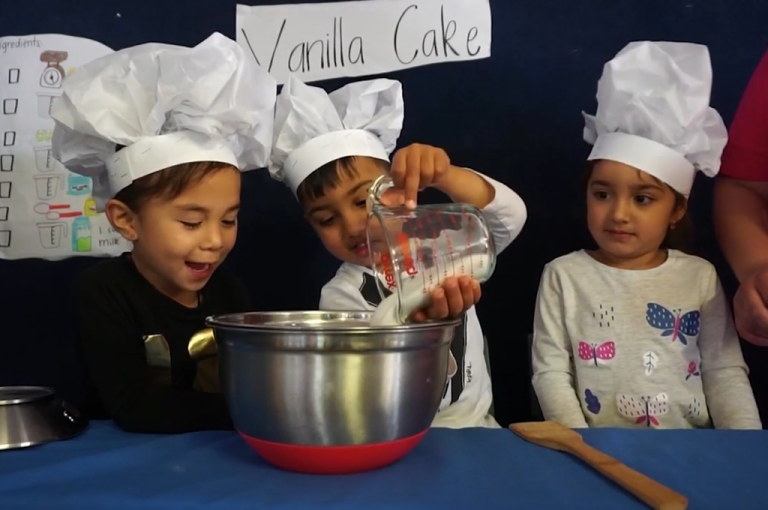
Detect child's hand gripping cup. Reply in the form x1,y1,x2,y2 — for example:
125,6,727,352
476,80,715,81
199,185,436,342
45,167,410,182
365,174,497,325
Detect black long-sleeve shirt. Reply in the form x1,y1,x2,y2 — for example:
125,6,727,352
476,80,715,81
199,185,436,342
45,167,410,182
73,253,250,434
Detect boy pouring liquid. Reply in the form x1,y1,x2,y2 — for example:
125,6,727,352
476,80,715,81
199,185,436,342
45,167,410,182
268,76,528,428
51,34,276,433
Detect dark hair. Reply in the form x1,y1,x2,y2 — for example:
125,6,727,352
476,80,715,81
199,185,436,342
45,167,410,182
296,156,390,206
113,160,238,212
583,163,693,251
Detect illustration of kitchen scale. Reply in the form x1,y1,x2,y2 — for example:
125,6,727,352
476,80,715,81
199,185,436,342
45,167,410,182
37,50,68,119
39,51,68,88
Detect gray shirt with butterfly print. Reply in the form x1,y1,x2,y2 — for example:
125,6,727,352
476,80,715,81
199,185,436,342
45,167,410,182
531,249,762,430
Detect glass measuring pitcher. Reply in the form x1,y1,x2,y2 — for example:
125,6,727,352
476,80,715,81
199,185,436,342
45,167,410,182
366,175,497,324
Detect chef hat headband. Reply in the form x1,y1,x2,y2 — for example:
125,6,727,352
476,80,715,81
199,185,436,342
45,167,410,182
269,75,404,197
582,41,728,198
283,130,388,194
587,133,695,196
107,131,238,195
51,32,277,212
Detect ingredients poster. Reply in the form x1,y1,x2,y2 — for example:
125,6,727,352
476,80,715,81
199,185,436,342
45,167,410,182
0,34,129,260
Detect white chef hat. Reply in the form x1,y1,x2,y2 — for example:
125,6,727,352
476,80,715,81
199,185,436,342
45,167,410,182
582,41,728,198
51,32,277,212
269,74,404,195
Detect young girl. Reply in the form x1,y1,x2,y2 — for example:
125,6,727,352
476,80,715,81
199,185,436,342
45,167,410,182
51,34,276,433
531,41,762,429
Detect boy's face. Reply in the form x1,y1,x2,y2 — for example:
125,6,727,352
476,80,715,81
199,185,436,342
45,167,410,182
303,157,387,267
110,167,241,307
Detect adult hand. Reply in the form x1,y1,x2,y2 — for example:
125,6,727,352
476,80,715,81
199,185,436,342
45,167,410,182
734,266,768,346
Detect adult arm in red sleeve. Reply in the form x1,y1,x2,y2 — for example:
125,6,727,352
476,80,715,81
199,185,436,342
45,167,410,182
714,48,768,345
74,279,234,433
719,48,768,182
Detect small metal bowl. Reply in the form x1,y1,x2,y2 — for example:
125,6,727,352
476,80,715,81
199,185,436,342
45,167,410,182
0,386,88,451
207,311,461,474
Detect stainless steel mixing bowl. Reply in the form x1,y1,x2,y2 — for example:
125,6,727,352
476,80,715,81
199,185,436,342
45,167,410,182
0,386,88,450
206,311,460,447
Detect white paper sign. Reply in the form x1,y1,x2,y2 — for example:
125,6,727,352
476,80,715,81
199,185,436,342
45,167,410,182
0,34,129,261
236,0,491,85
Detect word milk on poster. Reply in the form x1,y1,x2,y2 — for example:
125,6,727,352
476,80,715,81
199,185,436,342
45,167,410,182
0,34,129,261
236,0,492,84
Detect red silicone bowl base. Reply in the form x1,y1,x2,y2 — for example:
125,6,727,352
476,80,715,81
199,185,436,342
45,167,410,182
238,429,429,474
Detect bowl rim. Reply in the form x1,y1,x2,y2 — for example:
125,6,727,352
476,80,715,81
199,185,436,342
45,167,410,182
0,386,56,406
204,310,463,333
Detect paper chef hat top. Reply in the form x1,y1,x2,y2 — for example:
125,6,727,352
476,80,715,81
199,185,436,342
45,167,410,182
50,32,277,212
582,41,728,198
269,74,404,195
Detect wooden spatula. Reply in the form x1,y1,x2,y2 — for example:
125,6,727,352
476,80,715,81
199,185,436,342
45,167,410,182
509,421,688,510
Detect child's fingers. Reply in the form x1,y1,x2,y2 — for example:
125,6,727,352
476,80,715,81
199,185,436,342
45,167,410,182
389,148,419,209
403,172,420,210
414,277,477,323
379,187,405,207
419,152,435,184
425,287,449,319
390,149,407,176
432,150,451,184
436,150,451,173
471,278,482,303
403,149,423,209
458,276,478,307
441,277,466,316
390,150,408,189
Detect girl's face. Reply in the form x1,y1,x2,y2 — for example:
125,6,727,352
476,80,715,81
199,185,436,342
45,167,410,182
586,160,685,269
109,167,241,307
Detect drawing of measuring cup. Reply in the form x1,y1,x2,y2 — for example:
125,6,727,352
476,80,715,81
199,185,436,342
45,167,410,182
34,203,82,220
37,222,68,249
34,146,55,172
36,93,60,119
34,174,65,201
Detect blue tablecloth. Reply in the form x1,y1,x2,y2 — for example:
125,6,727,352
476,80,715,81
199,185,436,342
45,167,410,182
0,421,766,509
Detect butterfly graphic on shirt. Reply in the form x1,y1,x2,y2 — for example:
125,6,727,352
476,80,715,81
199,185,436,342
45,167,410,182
584,389,601,414
685,361,701,380
577,341,616,366
645,303,701,345
685,397,704,421
617,392,669,428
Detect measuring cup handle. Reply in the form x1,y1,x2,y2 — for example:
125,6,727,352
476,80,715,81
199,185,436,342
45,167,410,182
367,174,394,208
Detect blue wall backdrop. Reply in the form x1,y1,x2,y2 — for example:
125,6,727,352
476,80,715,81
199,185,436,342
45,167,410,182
1,0,767,426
